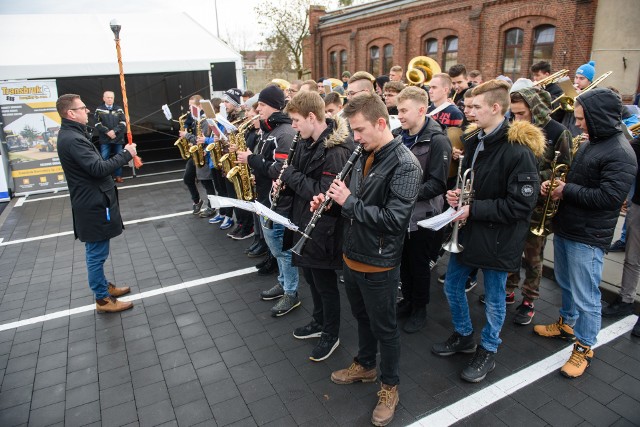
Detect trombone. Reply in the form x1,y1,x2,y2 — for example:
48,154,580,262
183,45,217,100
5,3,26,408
533,69,569,88
551,71,613,114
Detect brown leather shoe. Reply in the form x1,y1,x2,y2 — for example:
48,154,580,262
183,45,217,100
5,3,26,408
108,282,131,297
114,177,124,183
330,361,377,384
96,296,133,313
371,383,399,427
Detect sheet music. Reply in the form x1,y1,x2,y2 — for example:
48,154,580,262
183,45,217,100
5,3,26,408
417,207,465,231
208,195,256,212
215,115,237,133
254,201,299,231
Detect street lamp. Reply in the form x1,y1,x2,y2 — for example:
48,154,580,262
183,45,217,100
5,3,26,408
109,19,142,172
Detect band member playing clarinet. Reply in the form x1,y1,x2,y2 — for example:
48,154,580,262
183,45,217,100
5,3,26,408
280,91,354,361
432,80,544,383
312,93,421,426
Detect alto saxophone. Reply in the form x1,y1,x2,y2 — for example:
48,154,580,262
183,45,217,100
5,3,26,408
226,116,260,201
188,117,207,168
205,121,224,170
174,113,190,160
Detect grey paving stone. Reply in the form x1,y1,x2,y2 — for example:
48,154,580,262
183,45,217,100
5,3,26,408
189,347,221,370
151,323,181,342
0,383,32,410
221,346,254,368
238,375,276,405
67,351,98,373
167,380,206,408
211,396,251,426
0,402,30,426
184,335,215,354
28,401,65,427
33,366,66,390
65,400,101,427
137,399,176,427
0,367,35,391
159,348,191,371
129,350,160,372
8,339,40,359
607,393,640,424
174,399,214,427
100,381,134,410
131,364,164,389
65,381,99,409
66,366,98,390
30,382,66,410
125,336,156,356
5,353,37,374
101,400,139,427
536,399,585,427
98,350,129,373
35,351,67,373
571,396,622,427
203,378,240,406
611,373,640,402
164,363,198,388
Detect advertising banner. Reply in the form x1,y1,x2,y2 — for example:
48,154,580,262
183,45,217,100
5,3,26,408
0,80,66,195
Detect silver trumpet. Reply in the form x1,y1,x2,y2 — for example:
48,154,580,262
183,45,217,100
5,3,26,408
442,156,474,253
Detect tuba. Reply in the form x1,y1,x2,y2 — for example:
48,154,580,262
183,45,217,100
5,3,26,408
174,113,190,160
442,157,474,253
531,151,569,236
188,117,207,168
225,115,260,201
406,56,441,86
271,79,291,91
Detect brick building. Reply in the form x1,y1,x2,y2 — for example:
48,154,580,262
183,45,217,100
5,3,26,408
306,0,597,86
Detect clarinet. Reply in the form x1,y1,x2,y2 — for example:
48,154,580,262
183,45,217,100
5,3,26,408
291,144,364,256
265,132,300,229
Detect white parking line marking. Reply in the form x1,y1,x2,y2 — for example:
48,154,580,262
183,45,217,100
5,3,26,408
0,211,192,246
411,315,637,427
14,197,26,207
0,266,257,332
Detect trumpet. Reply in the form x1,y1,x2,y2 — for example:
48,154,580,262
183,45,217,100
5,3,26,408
531,151,568,236
442,156,474,253
292,144,364,256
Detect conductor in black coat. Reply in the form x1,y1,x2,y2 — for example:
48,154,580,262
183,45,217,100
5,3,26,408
56,94,137,313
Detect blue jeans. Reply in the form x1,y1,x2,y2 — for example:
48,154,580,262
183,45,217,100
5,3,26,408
261,217,298,294
444,253,508,353
553,235,604,347
86,240,111,300
100,143,124,177
343,264,401,386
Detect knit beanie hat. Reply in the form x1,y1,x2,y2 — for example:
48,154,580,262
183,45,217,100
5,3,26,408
576,61,596,82
258,85,285,110
510,78,534,93
223,88,242,107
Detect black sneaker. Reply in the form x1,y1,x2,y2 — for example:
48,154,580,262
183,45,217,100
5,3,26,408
465,278,478,293
244,238,260,254
232,226,255,241
256,255,271,270
432,331,477,356
602,296,634,318
192,200,203,214
293,320,323,339
270,293,301,317
198,207,216,218
513,299,535,325
227,224,243,238
260,283,284,301
257,257,278,276
479,291,515,305
248,241,269,258
609,239,626,252
461,346,496,383
309,333,340,362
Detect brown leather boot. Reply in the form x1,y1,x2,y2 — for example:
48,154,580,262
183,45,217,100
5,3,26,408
108,282,131,297
96,296,133,313
330,361,377,384
371,383,399,426
560,342,593,378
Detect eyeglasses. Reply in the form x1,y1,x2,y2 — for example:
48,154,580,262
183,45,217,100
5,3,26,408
69,106,89,111
346,89,367,97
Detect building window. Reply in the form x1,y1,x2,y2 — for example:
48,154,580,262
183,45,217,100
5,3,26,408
369,46,380,75
424,38,437,60
383,44,393,74
503,28,524,79
532,25,555,66
256,58,266,69
340,50,348,73
329,51,338,78
443,36,458,71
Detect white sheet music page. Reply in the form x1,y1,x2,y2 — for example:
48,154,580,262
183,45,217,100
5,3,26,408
417,207,465,231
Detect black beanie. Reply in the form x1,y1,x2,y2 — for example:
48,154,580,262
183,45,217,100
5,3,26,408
223,88,242,107
258,85,285,110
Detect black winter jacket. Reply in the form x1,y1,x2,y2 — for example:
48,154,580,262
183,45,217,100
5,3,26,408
94,103,126,145
393,117,451,231
247,112,296,215
282,118,355,269
57,118,132,242
459,119,545,272
553,88,637,249
342,137,422,268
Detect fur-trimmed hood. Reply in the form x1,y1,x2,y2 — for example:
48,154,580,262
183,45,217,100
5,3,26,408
508,120,546,158
320,116,350,149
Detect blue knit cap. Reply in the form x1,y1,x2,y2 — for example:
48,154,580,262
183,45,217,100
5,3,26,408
576,61,596,82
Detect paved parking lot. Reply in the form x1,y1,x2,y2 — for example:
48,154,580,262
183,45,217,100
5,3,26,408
0,171,638,427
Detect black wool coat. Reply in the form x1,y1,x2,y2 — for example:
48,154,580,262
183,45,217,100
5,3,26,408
57,118,132,242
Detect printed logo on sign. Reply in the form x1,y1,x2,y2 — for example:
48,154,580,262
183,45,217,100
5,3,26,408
521,184,534,197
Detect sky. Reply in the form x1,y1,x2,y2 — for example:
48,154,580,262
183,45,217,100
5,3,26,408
0,0,372,51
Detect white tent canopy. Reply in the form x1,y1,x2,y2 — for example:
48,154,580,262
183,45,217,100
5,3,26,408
0,13,243,82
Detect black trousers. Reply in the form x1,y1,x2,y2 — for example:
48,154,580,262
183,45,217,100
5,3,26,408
302,267,340,337
200,179,215,207
343,263,400,386
183,158,199,203
400,227,440,307
211,168,232,217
